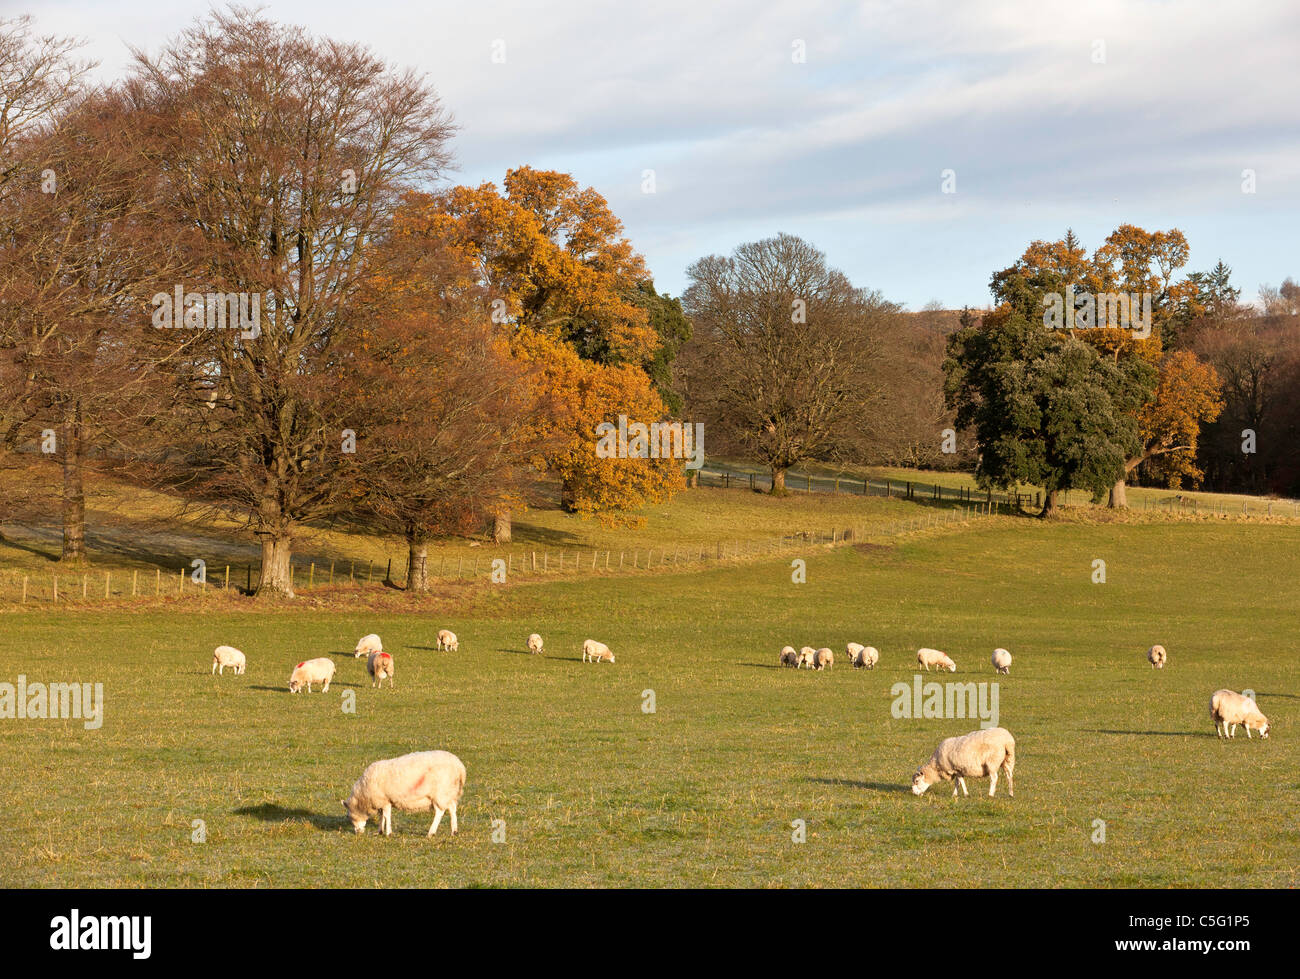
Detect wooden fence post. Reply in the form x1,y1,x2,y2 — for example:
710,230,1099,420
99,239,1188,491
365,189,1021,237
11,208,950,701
22,576,28,604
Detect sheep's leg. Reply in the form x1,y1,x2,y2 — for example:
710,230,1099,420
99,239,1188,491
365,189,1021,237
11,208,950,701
957,777,969,796
988,770,998,797
449,802,458,835
428,807,444,837
1246,725,1252,739
1005,767,1013,797
1229,723,1236,738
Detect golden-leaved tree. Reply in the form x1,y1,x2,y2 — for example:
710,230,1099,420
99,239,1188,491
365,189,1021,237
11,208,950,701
401,168,682,528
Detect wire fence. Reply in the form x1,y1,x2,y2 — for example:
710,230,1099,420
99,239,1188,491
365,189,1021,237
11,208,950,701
697,465,1042,509
0,504,995,608
696,464,1300,517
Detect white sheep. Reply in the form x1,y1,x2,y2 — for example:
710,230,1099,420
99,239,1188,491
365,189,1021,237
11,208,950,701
437,629,459,652
354,633,383,658
1147,644,1167,669
917,647,957,672
779,645,799,668
814,647,834,670
582,639,614,663
850,644,879,669
211,645,246,675
288,657,336,693
912,727,1016,797
1210,689,1270,739
367,651,395,688
991,648,1012,675
797,646,817,669
527,633,544,655
342,750,466,837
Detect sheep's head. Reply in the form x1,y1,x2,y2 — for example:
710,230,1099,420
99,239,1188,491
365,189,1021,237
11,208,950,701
288,679,302,693
1258,719,1270,739
342,798,368,833
911,769,933,796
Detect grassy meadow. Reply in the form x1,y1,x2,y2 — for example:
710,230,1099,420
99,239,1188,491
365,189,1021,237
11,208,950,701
1,502,1296,887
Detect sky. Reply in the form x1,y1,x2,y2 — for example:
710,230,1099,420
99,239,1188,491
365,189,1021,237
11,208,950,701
15,0,1300,309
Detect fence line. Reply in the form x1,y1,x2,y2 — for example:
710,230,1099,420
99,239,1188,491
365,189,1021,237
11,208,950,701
696,465,1042,511
696,465,1300,518
0,504,998,608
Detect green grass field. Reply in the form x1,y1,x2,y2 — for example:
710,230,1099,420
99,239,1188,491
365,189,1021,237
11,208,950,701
2,510,1296,887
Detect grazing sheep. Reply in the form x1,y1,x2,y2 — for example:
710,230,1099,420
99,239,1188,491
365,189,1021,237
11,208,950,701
814,647,834,670
797,646,818,669
846,642,864,661
437,629,459,652
527,633,544,655
779,645,800,668
1147,644,1167,669
1210,689,1270,740
992,648,1012,675
582,639,614,663
367,651,395,689
288,657,336,693
211,645,246,675
852,645,879,669
342,750,466,837
354,633,383,659
912,727,1016,798
917,647,957,673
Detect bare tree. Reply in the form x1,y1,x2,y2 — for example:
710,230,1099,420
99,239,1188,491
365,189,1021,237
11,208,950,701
128,8,455,596
680,233,895,492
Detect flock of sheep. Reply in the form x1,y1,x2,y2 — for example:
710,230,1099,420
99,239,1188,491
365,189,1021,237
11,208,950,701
208,628,618,836
208,628,1272,833
774,639,1272,797
777,642,1007,675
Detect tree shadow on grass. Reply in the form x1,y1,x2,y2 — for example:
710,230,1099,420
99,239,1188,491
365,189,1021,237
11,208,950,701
806,776,910,794
405,645,440,652
1256,692,1298,699
234,803,343,832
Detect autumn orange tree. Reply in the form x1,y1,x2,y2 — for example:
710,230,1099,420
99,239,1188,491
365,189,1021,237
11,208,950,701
404,168,684,526
335,239,539,591
991,226,1223,506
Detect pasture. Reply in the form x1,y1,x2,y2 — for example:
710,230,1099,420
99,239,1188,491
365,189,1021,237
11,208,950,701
1,515,1297,887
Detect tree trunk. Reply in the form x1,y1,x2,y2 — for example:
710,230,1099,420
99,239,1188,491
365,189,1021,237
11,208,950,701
560,479,577,512
256,534,295,598
60,399,87,564
407,537,429,593
1108,477,1128,509
1040,488,1059,518
770,466,787,495
493,509,512,544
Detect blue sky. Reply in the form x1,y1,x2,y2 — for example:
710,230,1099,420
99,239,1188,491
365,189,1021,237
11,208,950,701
25,0,1300,309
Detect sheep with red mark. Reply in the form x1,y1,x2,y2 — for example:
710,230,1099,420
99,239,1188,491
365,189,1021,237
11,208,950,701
288,657,335,693
343,750,466,837
367,651,395,688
